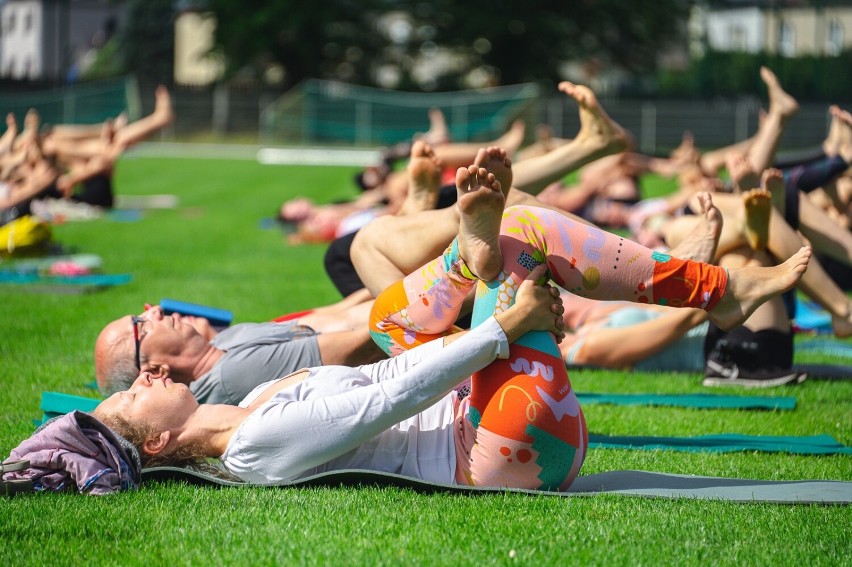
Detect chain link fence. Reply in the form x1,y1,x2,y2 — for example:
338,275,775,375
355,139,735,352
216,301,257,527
2,77,846,156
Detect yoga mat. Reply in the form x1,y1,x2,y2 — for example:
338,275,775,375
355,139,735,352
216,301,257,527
0,272,131,294
588,433,852,455
113,194,178,209
0,253,103,272
41,390,796,427
794,299,832,334
39,393,846,454
37,392,100,426
576,393,796,411
796,339,852,359
139,467,852,505
161,298,233,327
793,364,852,381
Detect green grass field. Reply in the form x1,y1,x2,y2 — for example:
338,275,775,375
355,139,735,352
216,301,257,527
1,154,850,564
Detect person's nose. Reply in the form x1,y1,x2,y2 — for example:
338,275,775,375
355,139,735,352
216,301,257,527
135,371,153,387
143,305,165,320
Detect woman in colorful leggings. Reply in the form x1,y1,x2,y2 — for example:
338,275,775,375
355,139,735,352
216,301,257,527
85,161,809,491
369,157,809,488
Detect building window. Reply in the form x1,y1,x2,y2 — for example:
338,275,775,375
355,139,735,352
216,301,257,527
7,13,15,34
827,19,843,56
24,10,32,33
778,20,795,56
730,25,746,51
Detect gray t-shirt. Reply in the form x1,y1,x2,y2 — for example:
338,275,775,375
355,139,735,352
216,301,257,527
190,322,322,404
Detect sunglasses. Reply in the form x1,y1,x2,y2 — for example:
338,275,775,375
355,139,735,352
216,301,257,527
131,316,146,370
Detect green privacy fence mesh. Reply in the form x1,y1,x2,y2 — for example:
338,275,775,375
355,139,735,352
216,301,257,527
261,79,541,146
0,76,138,126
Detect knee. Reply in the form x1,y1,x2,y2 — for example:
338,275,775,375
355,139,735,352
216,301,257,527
352,217,390,264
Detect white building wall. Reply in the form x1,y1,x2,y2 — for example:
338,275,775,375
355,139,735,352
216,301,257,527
174,11,223,86
705,8,765,53
1,1,43,79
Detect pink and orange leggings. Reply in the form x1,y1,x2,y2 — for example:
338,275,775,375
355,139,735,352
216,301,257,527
370,205,728,490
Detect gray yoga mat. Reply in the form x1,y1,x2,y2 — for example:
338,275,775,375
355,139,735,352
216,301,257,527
140,467,851,505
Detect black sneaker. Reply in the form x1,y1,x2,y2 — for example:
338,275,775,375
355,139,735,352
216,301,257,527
703,359,807,388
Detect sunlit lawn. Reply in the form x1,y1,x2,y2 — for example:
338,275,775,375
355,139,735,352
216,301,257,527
0,153,849,565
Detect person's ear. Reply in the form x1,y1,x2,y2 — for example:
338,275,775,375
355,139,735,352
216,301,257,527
142,430,171,456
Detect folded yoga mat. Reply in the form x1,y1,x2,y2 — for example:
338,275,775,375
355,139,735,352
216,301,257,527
576,393,796,411
161,298,233,328
140,467,852,505
588,433,852,455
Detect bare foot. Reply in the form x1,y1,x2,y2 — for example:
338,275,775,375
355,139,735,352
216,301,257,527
473,146,513,198
114,112,128,131
761,66,799,120
670,192,722,262
832,106,852,163
709,246,811,330
832,301,852,338
741,188,772,251
0,113,18,154
16,108,40,149
153,85,175,125
671,131,698,165
760,167,786,216
724,151,758,192
559,81,631,158
421,107,450,145
455,164,506,281
101,119,116,144
399,140,442,215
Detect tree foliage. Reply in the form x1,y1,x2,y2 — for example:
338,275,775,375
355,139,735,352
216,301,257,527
657,49,852,100
116,0,176,85
205,0,689,90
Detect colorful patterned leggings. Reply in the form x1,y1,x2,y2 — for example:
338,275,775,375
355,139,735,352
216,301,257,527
370,205,728,490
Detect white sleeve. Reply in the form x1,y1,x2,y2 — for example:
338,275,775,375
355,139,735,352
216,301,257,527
227,317,509,482
355,335,448,383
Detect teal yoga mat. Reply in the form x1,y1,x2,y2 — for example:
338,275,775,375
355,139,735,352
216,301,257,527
576,393,795,410
140,467,852,504
797,339,852,359
588,433,852,455
38,392,99,425
41,391,796,428
38,393,845,456
0,271,131,293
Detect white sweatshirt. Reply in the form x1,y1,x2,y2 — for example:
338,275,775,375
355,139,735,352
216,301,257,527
220,317,510,484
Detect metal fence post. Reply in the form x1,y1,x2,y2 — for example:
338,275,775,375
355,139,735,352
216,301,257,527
735,100,750,144
355,101,371,145
548,96,563,138
641,101,657,155
212,83,229,135
63,89,75,123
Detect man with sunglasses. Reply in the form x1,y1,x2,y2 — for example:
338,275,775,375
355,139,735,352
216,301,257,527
94,303,385,405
